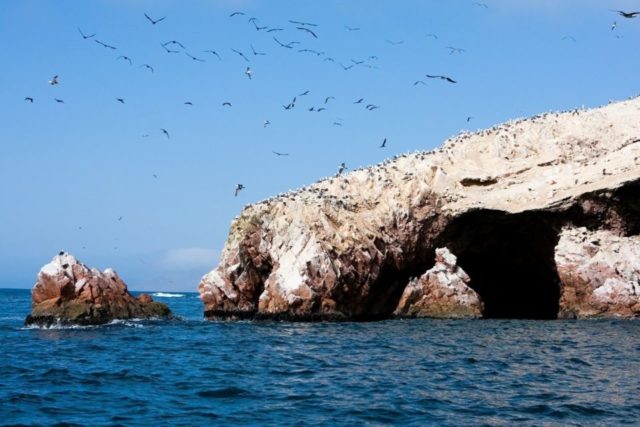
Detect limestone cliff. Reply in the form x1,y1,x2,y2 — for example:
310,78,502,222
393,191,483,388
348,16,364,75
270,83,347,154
199,97,640,320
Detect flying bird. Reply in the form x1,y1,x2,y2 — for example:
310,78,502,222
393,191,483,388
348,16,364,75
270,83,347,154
163,40,186,49
144,13,166,25
425,33,439,39
77,28,95,39
118,216,123,221
366,104,380,110
385,39,404,46
289,20,317,27
95,39,117,49
466,116,473,122
413,80,426,86
446,46,465,54
117,55,132,65
273,37,297,48
229,12,245,17
234,184,245,197
185,52,205,62
245,66,252,79
250,44,266,56
344,25,360,31
54,98,64,103
561,36,577,43
473,2,488,8
337,162,347,175
231,48,250,62
203,50,222,60
612,10,640,19
324,96,335,104
340,63,354,71
353,98,364,104
296,27,318,38
380,138,387,148
116,98,125,104
611,21,617,31
263,120,271,128
298,90,310,96
426,74,456,83
24,97,34,103
49,75,59,85
160,128,170,139
272,151,289,156
139,64,154,73
184,101,193,106
222,102,232,107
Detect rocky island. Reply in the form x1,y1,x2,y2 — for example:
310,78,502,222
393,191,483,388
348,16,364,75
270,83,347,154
25,252,171,327
199,97,640,320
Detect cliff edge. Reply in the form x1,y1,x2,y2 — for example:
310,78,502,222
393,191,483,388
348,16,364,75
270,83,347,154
199,97,640,320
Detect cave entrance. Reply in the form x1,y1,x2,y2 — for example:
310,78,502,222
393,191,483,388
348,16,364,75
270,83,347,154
440,210,561,319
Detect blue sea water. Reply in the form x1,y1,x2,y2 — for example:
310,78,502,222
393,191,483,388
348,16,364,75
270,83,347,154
1,288,639,426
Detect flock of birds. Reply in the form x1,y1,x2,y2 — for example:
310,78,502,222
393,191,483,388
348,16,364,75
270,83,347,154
24,6,639,203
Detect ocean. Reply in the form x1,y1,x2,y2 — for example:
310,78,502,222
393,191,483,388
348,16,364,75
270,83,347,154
1,288,639,426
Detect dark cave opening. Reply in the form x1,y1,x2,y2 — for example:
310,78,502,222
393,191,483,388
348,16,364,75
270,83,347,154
439,210,562,319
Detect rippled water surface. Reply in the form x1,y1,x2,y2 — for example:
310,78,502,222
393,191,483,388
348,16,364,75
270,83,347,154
1,289,639,426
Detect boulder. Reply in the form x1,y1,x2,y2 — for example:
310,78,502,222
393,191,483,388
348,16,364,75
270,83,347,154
25,252,171,327
394,248,483,318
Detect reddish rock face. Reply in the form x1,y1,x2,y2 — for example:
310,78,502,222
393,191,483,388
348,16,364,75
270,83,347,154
26,253,171,327
394,248,484,318
555,228,640,318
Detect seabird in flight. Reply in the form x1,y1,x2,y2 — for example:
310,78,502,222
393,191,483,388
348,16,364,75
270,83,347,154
235,184,245,196
426,74,456,83
144,13,166,25
117,55,133,65
203,50,222,60
296,27,318,38
161,128,170,139
95,39,117,49
231,48,250,62
77,28,95,39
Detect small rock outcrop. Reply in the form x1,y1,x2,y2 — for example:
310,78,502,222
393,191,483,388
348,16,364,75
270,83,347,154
394,248,483,318
556,227,640,318
25,252,171,327
199,97,640,320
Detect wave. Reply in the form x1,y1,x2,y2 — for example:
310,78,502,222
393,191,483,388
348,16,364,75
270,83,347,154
152,292,186,298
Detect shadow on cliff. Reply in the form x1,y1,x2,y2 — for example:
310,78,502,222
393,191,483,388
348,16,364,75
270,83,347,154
438,210,562,319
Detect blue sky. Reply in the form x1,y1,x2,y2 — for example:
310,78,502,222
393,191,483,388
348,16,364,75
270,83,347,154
1,0,638,291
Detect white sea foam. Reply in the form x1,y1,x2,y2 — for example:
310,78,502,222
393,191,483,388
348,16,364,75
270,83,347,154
153,292,186,298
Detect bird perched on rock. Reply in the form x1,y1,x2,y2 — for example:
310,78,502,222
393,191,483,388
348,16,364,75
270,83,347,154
235,184,245,196
245,66,252,79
